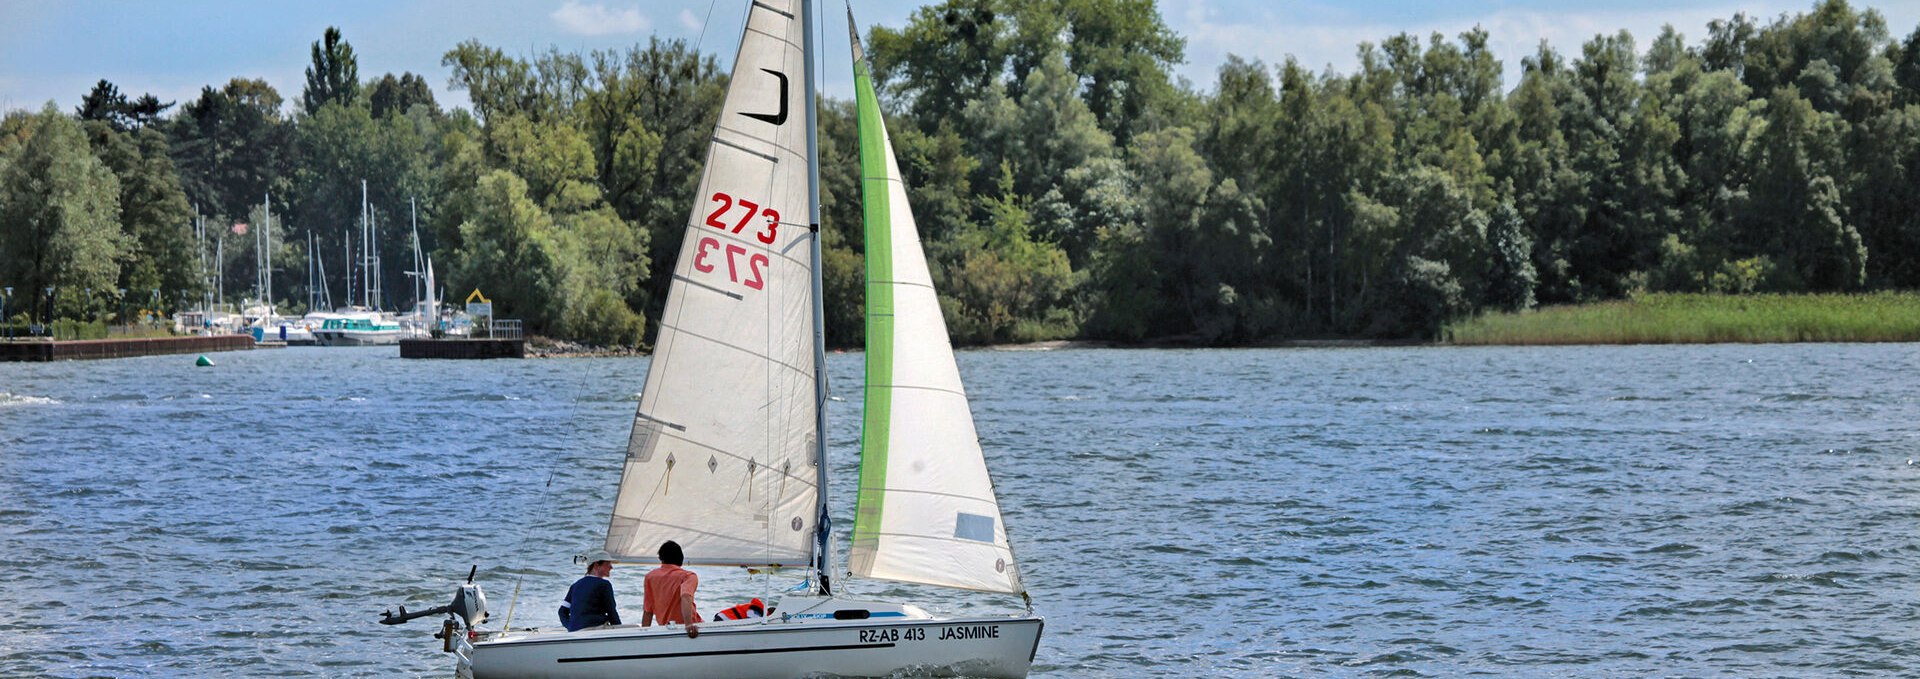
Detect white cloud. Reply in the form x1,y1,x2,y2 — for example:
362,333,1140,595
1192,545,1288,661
679,9,702,31
550,1,649,36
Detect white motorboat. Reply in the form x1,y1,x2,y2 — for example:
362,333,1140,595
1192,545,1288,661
251,319,316,345
311,309,402,346
386,2,1042,677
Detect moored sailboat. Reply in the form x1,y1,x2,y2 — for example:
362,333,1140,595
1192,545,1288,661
386,2,1041,677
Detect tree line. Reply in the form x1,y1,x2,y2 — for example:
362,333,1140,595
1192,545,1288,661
3,0,1918,346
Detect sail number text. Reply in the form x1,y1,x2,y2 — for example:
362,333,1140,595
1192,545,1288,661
705,191,780,244
695,192,779,292
694,238,768,291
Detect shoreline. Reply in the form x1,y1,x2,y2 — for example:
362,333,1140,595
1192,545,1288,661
1446,292,1920,346
526,292,1920,355
525,337,648,358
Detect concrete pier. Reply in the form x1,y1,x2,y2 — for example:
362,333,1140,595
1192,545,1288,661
0,335,257,362
398,338,525,359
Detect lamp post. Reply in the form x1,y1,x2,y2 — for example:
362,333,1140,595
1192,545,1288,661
43,287,54,337
150,288,160,327
2,287,10,340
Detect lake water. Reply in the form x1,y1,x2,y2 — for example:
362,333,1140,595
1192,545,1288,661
2,343,1918,677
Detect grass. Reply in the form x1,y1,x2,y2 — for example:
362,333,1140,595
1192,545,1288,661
1445,292,1920,345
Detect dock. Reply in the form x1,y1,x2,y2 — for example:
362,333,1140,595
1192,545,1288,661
0,335,257,362
399,337,525,359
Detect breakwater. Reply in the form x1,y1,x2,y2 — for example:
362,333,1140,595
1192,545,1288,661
0,334,256,361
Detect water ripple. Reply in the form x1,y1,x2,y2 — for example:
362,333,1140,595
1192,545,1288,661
4,344,1920,676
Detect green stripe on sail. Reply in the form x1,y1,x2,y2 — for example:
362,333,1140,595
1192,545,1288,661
850,50,893,569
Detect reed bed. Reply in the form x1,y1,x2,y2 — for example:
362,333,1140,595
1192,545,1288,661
1446,292,1920,345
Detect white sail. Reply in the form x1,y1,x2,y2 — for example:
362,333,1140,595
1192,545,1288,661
606,0,819,567
845,26,1024,594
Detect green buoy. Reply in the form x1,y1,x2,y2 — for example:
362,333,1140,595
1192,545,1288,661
195,355,214,367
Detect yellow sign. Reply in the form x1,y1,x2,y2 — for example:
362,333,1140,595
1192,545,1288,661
465,289,490,304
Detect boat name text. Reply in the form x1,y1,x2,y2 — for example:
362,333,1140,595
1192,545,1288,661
858,625,1000,644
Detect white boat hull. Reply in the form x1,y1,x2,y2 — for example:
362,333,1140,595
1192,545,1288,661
463,611,1042,679
312,329,402,346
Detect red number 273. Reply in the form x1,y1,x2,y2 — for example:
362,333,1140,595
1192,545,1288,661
704,191,781,244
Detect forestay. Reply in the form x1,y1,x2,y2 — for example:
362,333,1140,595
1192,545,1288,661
845,23,1025,595
606,0,819,567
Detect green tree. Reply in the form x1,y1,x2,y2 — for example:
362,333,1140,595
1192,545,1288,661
303,27,361,115
0,106,129,322
1120,126,1272,342
76,79,173,132
585,41,723,319
486,114,599,210
868,0,1010,132
1564,30,1645,300
292,100,439,306
452,171,563,330
82,121,199,310
1504,44,1586,304
1054,0,1185,145
1742,86,1864,289
552,207,648,346
1848,104,1920,286
441,42,588,125
166,78,294,224
1482,202,1537,311
816,99,866,348
1895,24,1920,106
368,72,439,119
1345,168,1485,337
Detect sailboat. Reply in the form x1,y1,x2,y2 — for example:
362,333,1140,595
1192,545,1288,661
382,1,1041,677
314,182,403,346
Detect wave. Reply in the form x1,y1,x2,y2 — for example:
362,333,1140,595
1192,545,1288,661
0,392,60,407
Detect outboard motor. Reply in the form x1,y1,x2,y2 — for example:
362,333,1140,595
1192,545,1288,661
379,566,489,628
450,580,489,627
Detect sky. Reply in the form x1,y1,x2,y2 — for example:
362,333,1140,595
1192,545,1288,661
2,0,1917,116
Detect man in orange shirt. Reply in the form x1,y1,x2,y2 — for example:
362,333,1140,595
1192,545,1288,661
641,540,700,638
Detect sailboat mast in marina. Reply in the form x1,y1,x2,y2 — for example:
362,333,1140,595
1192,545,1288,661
311,182,403,345
384,2,1042,676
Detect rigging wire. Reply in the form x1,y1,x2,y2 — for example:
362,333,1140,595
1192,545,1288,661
690,0,721,58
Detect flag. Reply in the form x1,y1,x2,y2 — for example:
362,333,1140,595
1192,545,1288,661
232,222,248,235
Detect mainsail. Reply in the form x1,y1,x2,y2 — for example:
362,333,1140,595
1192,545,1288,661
846,20,1025,595
606,0,820,567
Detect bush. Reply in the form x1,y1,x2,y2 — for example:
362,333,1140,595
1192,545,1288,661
50,319,109,340
561,289,645,348
1381,256,1467,339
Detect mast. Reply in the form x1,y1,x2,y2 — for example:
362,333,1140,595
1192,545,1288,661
317,231,333,310
801,0,833,597
344,226,353,310
361,180,370,308
196,210,209,322
264,192,272,310
373,208,383,310
411,197,421,313
255,199,263,305
215,233,224,314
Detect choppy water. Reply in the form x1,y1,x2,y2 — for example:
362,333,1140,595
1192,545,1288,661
3,344,1919,677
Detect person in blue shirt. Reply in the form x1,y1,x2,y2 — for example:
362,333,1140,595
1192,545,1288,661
560,555,622,631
